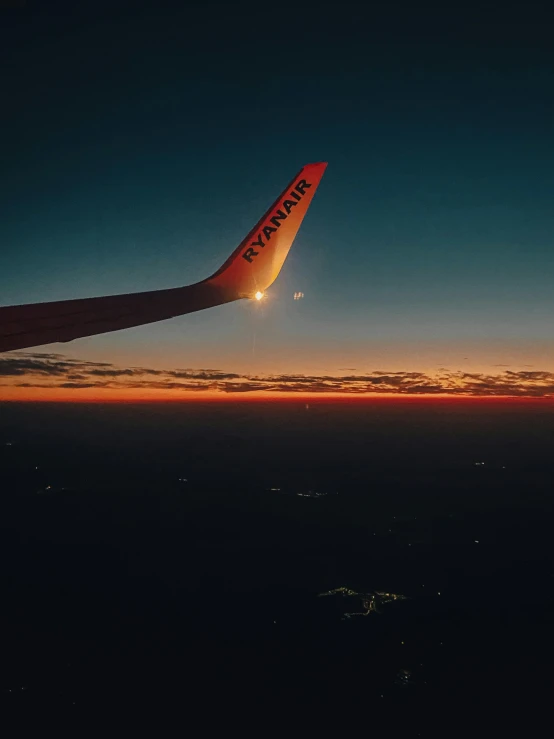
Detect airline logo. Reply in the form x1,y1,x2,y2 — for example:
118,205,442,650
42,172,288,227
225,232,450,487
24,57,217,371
242,179,312,262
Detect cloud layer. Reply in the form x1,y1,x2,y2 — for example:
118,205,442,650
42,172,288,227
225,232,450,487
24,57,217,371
1,352,554,398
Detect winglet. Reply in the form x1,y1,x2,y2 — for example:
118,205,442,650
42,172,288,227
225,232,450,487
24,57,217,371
0,163,327,353
206,162,327,298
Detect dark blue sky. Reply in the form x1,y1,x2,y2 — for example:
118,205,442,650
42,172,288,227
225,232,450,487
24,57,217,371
2,2,554,386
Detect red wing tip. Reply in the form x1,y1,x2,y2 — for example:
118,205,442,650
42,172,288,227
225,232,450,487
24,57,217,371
304,161,328,168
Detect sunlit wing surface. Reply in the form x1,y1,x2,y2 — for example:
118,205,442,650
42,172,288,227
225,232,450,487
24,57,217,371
0,162,327,353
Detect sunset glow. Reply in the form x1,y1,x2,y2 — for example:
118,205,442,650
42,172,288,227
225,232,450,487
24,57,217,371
2,351,554,403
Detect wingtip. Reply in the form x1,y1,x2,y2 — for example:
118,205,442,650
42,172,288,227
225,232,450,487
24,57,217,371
207,161,327,297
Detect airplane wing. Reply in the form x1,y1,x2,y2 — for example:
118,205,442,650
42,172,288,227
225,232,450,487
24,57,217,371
0,162,327,353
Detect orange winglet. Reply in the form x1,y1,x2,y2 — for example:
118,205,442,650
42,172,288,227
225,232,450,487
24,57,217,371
207,162,327,298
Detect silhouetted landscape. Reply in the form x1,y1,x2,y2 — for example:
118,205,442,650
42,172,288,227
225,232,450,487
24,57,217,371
2,401,554,729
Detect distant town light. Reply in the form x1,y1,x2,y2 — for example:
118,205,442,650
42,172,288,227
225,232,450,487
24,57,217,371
255,291,264,301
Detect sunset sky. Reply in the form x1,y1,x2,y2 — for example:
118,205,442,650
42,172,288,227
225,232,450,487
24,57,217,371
2,3,554,401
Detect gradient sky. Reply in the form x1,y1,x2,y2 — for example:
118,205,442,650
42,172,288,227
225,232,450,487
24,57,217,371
2,2,554,400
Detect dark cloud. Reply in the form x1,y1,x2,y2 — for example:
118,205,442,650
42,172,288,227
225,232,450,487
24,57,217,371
9,351,68,360
59,382,109,389
167,371,242,381
128,367,165,376
505,370,554,381
0,358,73,376
125,380,217,391
404,383,448,394
87,368,138,377
366,376,405,386
2,352,554,398
221,382,273,393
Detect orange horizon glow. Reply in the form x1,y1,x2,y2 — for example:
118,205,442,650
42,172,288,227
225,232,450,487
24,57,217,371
3,349,554,403
1,385,554,405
